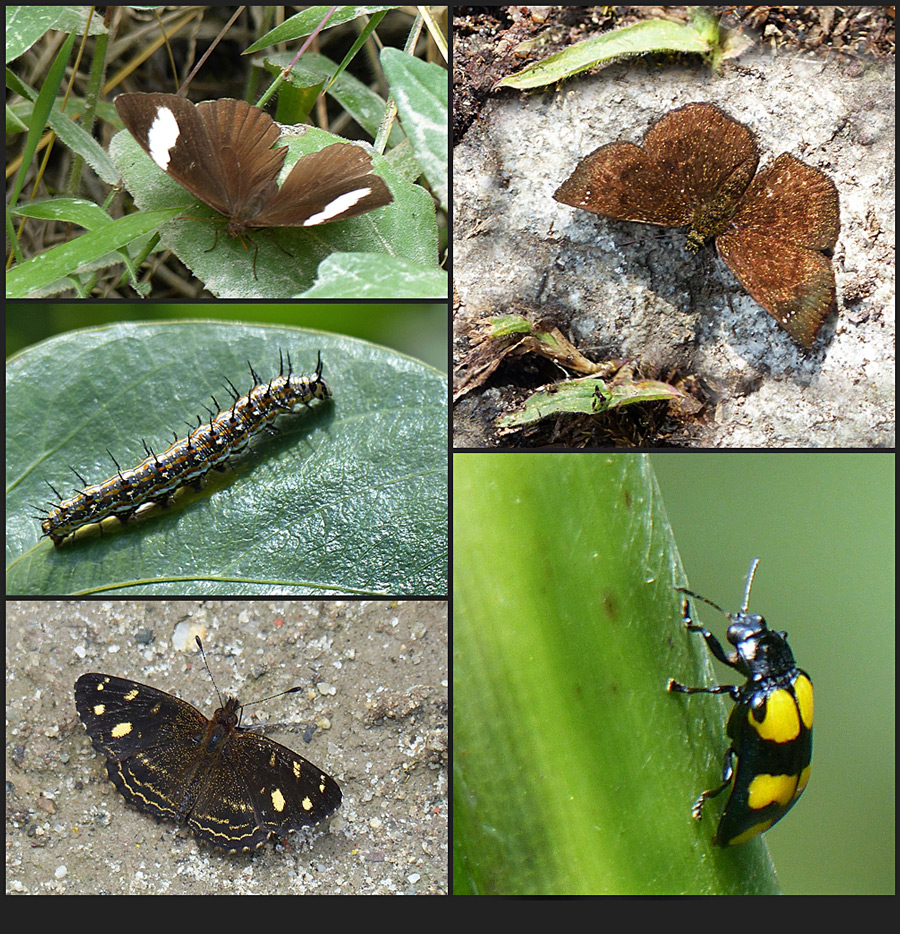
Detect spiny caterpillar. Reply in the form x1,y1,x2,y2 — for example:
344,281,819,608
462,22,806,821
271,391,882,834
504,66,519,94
37,352,330,547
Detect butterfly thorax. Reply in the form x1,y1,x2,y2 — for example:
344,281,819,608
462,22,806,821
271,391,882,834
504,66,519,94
226,211,266,239
685,155,758,252
207,698,241,745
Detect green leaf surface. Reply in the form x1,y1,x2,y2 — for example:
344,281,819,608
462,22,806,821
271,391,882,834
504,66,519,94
245,6,398,54
496,375,686,428
453,453,779,894
5,5,68,62
301,252,447,298
263,49,406,148
11,197,116,229
497,18,717,90
381,48,449,209
5,209,180,299
7,321,447,596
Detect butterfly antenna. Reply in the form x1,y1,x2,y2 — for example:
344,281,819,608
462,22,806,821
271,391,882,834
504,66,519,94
194,637,225,708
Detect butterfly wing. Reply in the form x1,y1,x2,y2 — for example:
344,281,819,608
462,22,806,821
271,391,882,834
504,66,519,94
247,142,393,229
554,104,760,233
643,103,759,242
115,94,286,220
116,95,392,236
717,153,840,346
193,99,286,219
554,140,694,227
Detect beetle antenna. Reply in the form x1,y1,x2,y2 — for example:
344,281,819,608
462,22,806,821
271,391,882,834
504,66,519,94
740,558,760,612
673,585,728,618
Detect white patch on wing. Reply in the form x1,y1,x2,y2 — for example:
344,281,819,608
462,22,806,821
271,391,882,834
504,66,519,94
302,187,373,226
147,107,180,170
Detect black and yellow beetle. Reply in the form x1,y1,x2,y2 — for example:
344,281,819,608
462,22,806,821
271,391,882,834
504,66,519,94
667,559,813,846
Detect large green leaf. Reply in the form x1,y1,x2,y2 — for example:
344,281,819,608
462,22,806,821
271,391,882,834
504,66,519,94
453,453,779,894
7,321,447,595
